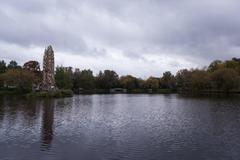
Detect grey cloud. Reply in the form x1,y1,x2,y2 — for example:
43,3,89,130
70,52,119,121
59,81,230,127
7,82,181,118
0,0,240,76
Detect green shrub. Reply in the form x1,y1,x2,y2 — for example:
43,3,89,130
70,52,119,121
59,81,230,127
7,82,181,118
60,89,73,97
25,89,73,98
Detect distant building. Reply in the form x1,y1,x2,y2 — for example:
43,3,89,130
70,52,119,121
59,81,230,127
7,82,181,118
42,45,56,91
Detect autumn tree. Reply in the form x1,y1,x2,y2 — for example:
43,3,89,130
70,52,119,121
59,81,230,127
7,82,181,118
144,77,160,89
210,68,240,92
0,69,38,93
120,75,139,90
207,60,223,72
188,69,211,91
225,58,240,74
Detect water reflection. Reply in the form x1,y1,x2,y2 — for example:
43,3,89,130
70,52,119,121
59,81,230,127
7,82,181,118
41,99,55,150
0,97,5,123
0,95,240,160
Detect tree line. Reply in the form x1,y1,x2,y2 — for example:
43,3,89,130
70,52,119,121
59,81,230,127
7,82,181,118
0,58,240,93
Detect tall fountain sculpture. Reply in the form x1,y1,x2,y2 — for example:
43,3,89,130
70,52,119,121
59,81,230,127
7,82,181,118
42,45,55,91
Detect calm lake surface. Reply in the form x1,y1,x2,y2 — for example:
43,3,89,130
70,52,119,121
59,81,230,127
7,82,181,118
0,94,240,160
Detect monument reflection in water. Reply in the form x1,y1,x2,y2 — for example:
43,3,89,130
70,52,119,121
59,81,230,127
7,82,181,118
40,99,54,150
0,97,56,153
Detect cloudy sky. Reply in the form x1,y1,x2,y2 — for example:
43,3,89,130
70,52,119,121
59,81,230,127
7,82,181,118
0,0,240,78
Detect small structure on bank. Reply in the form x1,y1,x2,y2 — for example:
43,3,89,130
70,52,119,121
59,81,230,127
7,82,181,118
23,61,41,72
41,45,56,91
110,88,127,93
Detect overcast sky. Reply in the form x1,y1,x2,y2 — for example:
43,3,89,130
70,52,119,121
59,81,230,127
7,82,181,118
0,0,240,78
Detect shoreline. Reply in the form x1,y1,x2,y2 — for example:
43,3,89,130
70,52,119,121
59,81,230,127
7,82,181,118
1,89,240,99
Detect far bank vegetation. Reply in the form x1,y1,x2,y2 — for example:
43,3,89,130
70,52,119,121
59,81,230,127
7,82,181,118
0,58,240,95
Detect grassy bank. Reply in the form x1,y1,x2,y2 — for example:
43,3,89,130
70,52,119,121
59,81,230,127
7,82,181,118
73,89,176,94
178,89,240,94
127,89,175,94
1,88,239,98
0,88,28,96
26,89,74,98
0,88,74,98
0,90,20,96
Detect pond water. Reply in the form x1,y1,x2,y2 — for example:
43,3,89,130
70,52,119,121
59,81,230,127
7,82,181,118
0,94,240,160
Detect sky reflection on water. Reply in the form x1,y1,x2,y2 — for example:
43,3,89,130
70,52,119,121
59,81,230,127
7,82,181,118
0,94,240,160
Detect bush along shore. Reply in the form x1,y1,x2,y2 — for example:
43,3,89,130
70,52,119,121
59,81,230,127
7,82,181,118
72,88,176,94
0,57,240,97
25,89,74,98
